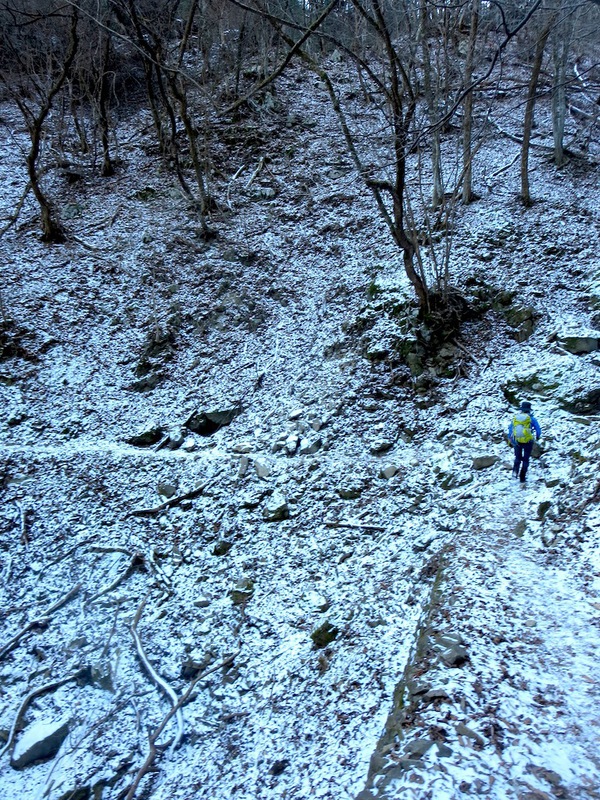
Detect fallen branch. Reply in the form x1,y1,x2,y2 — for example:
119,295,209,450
324,520,386,532
130,596,184,752
244,157,264,189
489,119,553,150
226,164,245,210
128,476,218,518
88,554,145,603
0,182,32,240
0,667,89,761
15,502,27,545
122,650,239,800
0,583,81,661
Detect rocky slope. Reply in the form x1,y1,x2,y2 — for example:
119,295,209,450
1,62,599,800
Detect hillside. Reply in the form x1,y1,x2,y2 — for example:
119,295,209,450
1,53,600,800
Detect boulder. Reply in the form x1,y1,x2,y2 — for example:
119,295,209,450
299,437,322,455
285,434,299,455
310,620,338,649
11,718,70,769
254,460,272,479
472,455,499,470
263,494,289,521
213,540,233,556
337,482,363,500
370,438,395,454
125,425,164,447
232,442,253,454
157,482,177,498
558,335,600,354
167,429,185,450
238,456,250,478
558,386,600,415
185,404,242,436
230,578,254,605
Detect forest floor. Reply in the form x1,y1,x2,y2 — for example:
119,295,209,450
1,61,600,800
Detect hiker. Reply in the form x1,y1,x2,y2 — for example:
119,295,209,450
507,400,541,483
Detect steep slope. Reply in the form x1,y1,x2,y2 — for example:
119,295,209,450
0,63,599,800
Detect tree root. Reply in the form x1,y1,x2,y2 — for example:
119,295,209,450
0,583,81,661
89,553,145,603
0,667,90,762
121,648,239,800
128,476,218,518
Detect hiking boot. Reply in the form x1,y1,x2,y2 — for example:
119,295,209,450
519,476,526,483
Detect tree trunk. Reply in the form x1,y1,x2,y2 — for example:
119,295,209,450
551,2,575,166
25,9,79,242
99,30,114,177
419,1,443,209
462,0,479,204
521,17,553,205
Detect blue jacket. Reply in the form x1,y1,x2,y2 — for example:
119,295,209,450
507,413,541,445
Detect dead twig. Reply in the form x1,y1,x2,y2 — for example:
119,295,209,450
324,520,386,532
226,164,245,210
88,554,145,603
128,477,217,518
122,650,240,800
244,157,264,189
0,667,89,761
15,502,27,546
0,583,81,661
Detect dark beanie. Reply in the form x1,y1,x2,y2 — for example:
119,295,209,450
520,401,532,412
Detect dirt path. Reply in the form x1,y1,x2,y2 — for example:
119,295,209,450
360,470,600,799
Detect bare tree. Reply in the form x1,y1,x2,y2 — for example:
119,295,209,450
520,13,555,204
0,3,80,242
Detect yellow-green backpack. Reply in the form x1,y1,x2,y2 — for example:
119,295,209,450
512,413,533,444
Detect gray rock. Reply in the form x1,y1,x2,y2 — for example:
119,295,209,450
285,434,299,455
441,644,469,667
213,540,233,556
181,437,197,452
305,591,330,612
380,464,398,479
558,334,600,354
423,687,450,702
157,482,177,498
167,429,185,450
238,456,250,478
193,596,211,609
185,404,242,435
230,578,254,605
263,494,289,521
299,437,322,455
456,723,485,745
11,718,70,769
240,490,265,509
404,738,434,758
370,438,395,454
337,483,363,500
472,455,499,470
232,442,253,454
254,460,272,479
557,386,600,415
126,425,164,447
289,408,303,420
310,620,338,648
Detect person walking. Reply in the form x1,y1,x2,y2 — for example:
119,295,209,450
507,400,541,483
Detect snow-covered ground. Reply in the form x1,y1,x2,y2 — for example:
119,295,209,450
1,62,599,800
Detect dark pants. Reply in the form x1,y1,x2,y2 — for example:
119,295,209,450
513,441,534,481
